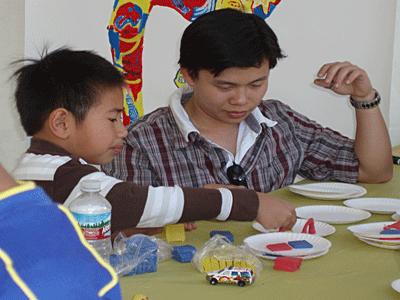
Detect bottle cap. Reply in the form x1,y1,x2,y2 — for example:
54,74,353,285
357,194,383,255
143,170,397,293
80,180,101,192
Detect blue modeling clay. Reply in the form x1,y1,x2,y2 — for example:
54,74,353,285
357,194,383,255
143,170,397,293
288,240,313,249
380,229,400,235
172,245,196,263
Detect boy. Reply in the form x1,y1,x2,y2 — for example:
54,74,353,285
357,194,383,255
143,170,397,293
103,9,392,194
0,163,122,299
11,48,296,236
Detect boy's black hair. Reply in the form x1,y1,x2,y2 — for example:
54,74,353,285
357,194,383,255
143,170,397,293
179,8,286,79
12,48,126,136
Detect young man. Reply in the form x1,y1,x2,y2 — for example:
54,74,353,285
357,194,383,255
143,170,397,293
11,47,296,236
103,9,392,195
0,163,122,299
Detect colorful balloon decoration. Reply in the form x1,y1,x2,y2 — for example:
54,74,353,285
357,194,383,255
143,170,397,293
108,0,281,125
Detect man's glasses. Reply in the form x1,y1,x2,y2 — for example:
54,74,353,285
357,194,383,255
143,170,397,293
227,162,248,188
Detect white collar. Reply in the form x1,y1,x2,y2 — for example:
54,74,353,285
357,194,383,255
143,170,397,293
170,85,277,142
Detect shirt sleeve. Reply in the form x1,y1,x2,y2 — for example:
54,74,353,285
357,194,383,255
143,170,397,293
287,103,359,183
106,182,259,231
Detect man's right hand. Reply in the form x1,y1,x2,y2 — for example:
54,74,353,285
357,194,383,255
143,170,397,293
255,192,297,231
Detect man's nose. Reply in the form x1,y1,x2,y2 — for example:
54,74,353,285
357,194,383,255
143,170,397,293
230,87,247,105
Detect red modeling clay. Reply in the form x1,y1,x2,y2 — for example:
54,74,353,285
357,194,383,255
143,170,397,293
302,218,316,234
383,220,400,231
273,257,303,272
267,243,293,252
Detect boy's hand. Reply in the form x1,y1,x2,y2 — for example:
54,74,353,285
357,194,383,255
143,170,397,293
184,221,197,231
256,193,297,231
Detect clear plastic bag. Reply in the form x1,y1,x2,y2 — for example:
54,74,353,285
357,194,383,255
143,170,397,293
110,233,173,277
191,234,264,276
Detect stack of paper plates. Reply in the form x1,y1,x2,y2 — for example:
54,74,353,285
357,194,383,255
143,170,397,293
289,182,367,200
344,198,400,214
347,222,400,249
252,218,336,237
243,232,331,260
296,205,371,224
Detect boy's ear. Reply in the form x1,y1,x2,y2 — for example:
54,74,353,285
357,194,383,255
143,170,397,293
48,108,71,139
180,68,195,86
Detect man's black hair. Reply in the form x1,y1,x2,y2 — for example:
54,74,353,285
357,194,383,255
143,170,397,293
179,8,286,78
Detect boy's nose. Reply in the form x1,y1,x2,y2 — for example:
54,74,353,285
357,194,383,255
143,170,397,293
118,122,128,138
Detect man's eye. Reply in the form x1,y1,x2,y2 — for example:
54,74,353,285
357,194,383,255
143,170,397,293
109,118,117,122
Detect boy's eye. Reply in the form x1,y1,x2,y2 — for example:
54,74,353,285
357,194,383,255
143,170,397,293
109,118,117,122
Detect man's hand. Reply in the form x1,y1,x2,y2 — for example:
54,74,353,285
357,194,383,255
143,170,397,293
255,193,297,231
314,61,375,101
203,183,246,189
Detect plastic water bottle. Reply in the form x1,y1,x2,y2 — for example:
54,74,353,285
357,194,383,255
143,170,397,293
69,180,112,263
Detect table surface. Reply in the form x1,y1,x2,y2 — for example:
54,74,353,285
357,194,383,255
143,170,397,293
120,165,400,300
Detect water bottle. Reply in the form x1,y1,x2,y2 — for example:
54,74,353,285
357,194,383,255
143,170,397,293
69,180,112,263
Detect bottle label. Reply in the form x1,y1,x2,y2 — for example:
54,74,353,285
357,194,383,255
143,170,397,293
71,212,111,240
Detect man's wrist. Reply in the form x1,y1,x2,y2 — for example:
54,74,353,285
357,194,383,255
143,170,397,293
350,89,381,109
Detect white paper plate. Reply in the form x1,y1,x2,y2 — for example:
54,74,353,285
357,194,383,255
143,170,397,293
392,214,400,221
353,233,400,244
347,222,400,238
243,232,331,257
260,248,329,260
343,198,400,214
392,279,400,293
355,236,400,249
252,219,335,237
296,205,371,224
289,183,366,200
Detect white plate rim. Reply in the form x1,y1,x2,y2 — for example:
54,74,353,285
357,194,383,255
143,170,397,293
392,279,400,293
296,205,371,224
343,198,400,214
355,235,400,249
260,248,329,260
347,221,400,238
289,183,367,200
289,188,364,200
243,232,331,257
252,219,335,237
289,182,365,194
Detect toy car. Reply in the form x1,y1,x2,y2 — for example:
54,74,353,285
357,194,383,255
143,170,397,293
206,266,255,287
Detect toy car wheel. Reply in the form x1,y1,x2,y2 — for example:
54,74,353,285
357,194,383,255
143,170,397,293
210,278,218,285
238,281,246,287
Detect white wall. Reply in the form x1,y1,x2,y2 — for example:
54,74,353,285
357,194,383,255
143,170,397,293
389,2,400,148
0,0,25,173
1,0,399,172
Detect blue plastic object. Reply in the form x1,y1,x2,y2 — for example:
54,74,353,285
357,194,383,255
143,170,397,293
110,235,158,276
210,230,234,243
